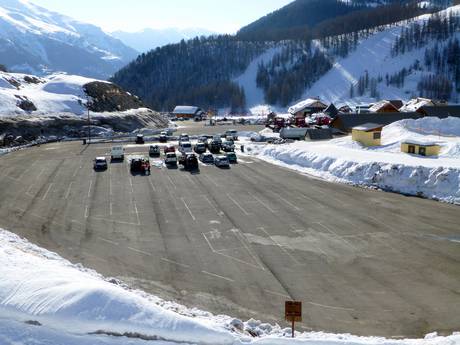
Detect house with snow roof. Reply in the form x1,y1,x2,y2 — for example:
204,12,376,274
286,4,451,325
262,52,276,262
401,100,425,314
400,98,436,113
368,100,400,113
172,105,205,120
288,98,327,118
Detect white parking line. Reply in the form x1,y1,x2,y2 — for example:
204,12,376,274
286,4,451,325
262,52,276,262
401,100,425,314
264,289,291,299
87,180,93,198
202,270,235,282
317,222,356,251
109,202,113,216
65,182,73,200
202,195,224,217
133,202,141,225
204,175,219,187
148,178,156,192
181,197,196,221
42,183,53,201
166,174,177,189
36,167,46,180
258,227,302,265
129,178,134,193
84,205,89,218
161,257,190,268
270,191,301,211
227,194,250,216
251,194,276,214
127,247,152,256
98,237,119,246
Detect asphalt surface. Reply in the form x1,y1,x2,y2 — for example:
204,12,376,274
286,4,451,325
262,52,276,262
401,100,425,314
0,123,459,337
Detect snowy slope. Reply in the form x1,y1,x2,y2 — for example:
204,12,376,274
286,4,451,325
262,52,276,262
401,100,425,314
1,228,460,344
245,117,460,204
234,47,282,109
0,71,103,115
0,0,137,79
301,6,460,106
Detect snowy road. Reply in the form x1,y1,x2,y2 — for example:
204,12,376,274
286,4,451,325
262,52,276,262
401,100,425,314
0,140,459,337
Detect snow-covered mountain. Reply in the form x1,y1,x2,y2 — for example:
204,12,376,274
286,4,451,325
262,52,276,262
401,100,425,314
235,4,460,111
0,70,144,116
0,0,138,79
111,27,217,52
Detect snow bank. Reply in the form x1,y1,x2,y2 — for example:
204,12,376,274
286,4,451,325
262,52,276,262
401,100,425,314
246,118,460,204
0,230,235,345
0,229,459,344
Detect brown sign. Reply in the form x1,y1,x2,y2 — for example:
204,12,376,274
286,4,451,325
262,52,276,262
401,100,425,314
285,301,302,322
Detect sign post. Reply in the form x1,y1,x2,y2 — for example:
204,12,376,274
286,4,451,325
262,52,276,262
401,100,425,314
285,301,302,338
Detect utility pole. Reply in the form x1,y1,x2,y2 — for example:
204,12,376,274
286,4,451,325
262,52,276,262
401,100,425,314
86,94,91,145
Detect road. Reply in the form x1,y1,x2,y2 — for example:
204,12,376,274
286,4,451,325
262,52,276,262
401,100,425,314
0,130,459,337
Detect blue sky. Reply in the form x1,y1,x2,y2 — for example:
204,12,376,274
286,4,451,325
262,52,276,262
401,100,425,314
30,0,293,33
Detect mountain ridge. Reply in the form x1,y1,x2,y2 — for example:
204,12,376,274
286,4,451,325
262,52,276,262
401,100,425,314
0,0,138,79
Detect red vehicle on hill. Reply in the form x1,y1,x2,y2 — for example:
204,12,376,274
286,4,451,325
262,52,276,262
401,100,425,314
164,145,175,154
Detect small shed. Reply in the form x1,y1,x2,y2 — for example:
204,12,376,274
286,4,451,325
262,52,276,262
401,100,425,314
401,140,441,156
352,123,383,146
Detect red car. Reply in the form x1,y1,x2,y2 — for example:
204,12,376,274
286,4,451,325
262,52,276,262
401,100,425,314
164,145,175,154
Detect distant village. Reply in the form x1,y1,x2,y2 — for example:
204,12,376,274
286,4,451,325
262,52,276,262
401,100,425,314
169,97,460,157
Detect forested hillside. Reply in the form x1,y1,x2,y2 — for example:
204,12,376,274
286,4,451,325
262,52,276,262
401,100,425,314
112,36,268,111
112,0,455,111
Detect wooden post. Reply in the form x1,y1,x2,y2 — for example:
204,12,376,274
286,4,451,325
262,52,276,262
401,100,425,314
285,301,302,339
292,318,295,338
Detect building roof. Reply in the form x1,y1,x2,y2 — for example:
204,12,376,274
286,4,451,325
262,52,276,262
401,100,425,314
173,106,203,115
331,112,423,132
288,98,327,114
368,100,400,113
306,128,333,140
400,98,434,112
324,103,339,117
402,139,441,146
352,123,383,131
388,100,404,109
419,105,460,118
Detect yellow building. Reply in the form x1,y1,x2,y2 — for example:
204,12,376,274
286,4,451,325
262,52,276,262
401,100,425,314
352,123,383,147
401,140,441,156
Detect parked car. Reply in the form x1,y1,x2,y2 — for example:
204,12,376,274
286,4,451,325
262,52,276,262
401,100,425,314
179,133,190,143
165,152,177,166
214,155,230,168
94,157,108,170
164,145,175,154
212,135,222,145
110,146,124,161
225,129,238,141
222,140,235,152
184,153,199,170
198,135,208,143
226,152,238,164
194,142,206,154
130,157,150,174
135,134,145,144
149,145,161,157
159,132,168,143
179,141,193,154
199,153,214,164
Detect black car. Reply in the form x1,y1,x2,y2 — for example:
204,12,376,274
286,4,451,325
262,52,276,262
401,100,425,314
149,145,161,157
226,152,238,164
135,134,145,144
209,140,221,154
222,141,235,152
159,132,168,143
130,157,150,174
199,153,214,164
180,153,199,170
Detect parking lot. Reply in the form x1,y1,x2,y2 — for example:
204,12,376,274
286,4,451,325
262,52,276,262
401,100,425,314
0,123,459,337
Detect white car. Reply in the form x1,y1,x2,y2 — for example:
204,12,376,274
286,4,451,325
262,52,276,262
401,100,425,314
165,152,177,165
111,146,124,161
214,155,230,168
94,157,108,170
179,141,192,153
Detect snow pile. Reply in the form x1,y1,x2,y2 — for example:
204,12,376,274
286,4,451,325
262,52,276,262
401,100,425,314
0,71,104,116
246,118,460,204
1,229,460,344
0,230,235,345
